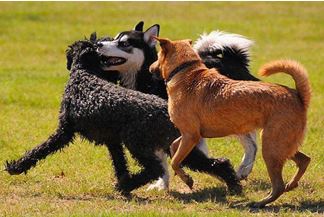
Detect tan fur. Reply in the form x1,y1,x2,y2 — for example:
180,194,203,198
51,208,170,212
150,38,311,207
259,59,311,109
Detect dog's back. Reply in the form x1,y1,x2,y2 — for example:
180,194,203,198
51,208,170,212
65,66,177,149
161,40,310,138
176,65,308,137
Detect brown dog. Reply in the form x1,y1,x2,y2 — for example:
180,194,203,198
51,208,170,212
149,37,311,207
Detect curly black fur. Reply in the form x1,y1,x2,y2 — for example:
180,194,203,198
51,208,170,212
5,38,241,194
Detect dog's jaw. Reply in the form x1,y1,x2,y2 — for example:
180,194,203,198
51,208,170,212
118,48,145,90
98,41,145,90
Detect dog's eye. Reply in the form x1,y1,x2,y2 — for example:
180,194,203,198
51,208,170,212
119,41,130,47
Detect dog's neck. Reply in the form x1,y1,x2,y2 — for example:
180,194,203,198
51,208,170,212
165,60,201,84
120,69,138,90
165,57,226,96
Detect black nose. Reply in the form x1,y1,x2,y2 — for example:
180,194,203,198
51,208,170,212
97,42,103,48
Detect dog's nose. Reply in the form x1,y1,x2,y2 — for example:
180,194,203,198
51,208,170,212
149,61,159,74
97,42,104,48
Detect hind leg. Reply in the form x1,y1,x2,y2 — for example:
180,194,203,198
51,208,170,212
117,148,164,194
251,128,288,208
285,151,310,192
237,131,257,180
251,151,285,208
147,149,170,191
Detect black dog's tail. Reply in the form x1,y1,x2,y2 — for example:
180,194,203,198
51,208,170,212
194,30,259,81
5,124,74,175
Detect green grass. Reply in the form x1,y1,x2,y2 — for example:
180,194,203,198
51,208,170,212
0,2,323,216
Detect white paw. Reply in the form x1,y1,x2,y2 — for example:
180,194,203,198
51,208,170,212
236,163,254,180
146,178,169,191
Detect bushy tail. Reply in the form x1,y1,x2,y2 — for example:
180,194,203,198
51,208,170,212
193,30,259,81
259,59,311,109
5,125,74,175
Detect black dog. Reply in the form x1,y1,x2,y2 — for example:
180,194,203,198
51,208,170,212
5,38,241,195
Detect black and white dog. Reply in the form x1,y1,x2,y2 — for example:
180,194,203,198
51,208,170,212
96,22,259,190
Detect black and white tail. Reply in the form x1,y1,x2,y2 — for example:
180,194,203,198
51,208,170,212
194,30,259,81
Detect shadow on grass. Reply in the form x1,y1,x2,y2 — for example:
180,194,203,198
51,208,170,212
230,199,324,214
40,179,323,214
169,186,229,204
167,179,323,214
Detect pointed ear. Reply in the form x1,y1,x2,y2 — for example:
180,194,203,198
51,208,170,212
134,21,144,31
156,37,172,51
144,24,160,47
90,32,97,43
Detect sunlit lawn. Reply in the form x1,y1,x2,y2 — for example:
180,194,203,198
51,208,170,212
0,2,323,216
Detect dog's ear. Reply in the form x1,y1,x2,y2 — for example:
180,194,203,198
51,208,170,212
144,24,160,47
90,32,97,43
79,46,99,69
134,21,144,31
156,37,172,52
186,39,192,45
66,46,73,70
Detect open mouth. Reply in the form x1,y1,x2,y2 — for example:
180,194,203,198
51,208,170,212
100,56,127,67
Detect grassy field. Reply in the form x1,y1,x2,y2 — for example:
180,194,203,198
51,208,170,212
0,2,323,216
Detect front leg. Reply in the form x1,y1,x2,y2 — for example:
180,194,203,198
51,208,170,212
105,143,130,193
170,136,181,158
171,133,200,189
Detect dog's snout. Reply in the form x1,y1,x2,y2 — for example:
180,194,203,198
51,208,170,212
97,42,104,48
149,61,159,74
149,64,155,74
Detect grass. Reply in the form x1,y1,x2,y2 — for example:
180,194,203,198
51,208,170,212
0,2,323,216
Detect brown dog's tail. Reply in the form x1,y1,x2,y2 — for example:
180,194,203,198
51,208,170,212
259,59,311,109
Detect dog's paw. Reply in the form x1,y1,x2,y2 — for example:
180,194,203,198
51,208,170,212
184,175,194,190
114,174,132,196
228,182,243,195
4,160,26,175
146,178,169,191
285,182,298,192
236,173,248,181
236,164,253,180
115,183,131,198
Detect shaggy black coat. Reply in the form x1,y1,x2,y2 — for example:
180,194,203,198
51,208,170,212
5,39,241,194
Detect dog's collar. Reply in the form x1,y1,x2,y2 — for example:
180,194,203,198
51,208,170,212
165,60,200,84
